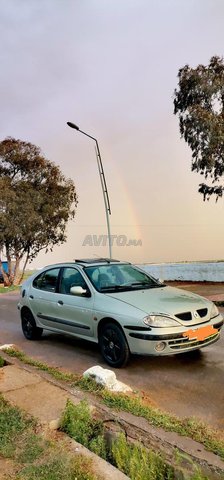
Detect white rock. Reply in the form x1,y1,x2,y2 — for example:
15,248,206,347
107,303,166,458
83,365,117,388
83,365,132,393
0,344,15,350
109,380,133,393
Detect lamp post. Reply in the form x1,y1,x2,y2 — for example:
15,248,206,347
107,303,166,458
67,121,112,259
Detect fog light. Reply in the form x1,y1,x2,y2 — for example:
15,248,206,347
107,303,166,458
155,341,166,352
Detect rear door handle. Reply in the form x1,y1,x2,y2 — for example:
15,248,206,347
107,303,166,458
58,300,64,306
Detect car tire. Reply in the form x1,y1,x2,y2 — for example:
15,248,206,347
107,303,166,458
21,309,43,340
99,322,130,368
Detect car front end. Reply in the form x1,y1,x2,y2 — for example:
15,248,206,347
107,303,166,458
106,286,223,356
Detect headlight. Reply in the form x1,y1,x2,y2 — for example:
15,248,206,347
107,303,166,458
210,303,219,319
143,314,180,327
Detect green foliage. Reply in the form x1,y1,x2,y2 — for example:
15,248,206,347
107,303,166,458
102,390,224,460
60,400,175,479
0,395,35,457
0,284,20,293
0,137,78,285
174,56,224,200
60,400,213,480
60,399,104,453
0,356,5,367
16,432,46,464
4,348,76,382
17,455,96,480
72,375,105,394
0,395,97,480
111,433,174,480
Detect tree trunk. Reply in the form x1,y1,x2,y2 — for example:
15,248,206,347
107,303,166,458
18,252,29,285
13,256,22,286
5,247,15,285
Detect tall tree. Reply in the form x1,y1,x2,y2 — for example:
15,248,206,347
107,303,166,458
174,56,224,200
0,137,78,285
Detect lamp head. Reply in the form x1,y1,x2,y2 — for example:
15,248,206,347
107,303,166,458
67,122,79,130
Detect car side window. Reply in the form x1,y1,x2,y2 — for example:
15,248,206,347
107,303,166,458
33,268,60,292
59,268,88,295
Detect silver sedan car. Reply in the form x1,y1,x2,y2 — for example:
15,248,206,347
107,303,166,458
18,258,223,367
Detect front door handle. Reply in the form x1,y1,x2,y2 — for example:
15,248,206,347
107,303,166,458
29,295,34,299
58,300,64,306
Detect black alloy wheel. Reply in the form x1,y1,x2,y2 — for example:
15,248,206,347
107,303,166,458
99,322,130,368
21,309,43,340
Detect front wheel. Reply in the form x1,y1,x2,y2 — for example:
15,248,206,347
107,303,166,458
99,322,130,368
21,309,43,340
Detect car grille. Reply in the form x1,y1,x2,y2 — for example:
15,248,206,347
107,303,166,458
168,328,221,351
175,308,208,321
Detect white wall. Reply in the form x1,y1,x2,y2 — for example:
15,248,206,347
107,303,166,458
139,262,224,282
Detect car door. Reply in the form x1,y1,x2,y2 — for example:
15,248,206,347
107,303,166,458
29,267,61,328
52,267,95,338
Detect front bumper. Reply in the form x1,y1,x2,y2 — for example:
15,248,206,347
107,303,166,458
125,315,223,355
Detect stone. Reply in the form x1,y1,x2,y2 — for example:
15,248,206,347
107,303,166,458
0,344,15,350
83,366,132,393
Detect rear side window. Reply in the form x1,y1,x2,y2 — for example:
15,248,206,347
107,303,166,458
33,268,60,293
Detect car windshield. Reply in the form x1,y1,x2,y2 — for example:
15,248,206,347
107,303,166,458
84,264,164,293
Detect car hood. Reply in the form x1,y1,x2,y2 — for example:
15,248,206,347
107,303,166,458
106,286,210,316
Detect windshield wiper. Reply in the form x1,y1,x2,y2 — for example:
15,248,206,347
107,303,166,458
100,285,127,292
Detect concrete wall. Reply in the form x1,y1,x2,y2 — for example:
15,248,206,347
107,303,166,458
139,262,224,282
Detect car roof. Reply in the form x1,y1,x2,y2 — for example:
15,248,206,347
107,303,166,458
43,258,130,269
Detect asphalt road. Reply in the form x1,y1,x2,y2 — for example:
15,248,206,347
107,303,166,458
0,292,223,430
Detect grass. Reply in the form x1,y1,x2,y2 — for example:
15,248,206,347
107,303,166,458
0,269,36,293
0,395,98,480
3,348,224,462
0,284,20,293
60,399,211,480
100,390,224,460
61,399,175,480
0,356,6,367
0,395,36,458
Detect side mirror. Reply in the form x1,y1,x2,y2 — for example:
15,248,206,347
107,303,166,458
70,286,91,297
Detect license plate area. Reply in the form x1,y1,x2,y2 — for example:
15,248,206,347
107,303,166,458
182,325,218,341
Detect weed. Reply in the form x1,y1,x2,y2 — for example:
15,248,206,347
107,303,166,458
0,285,20,294
0,396,98,480
101,390,224,459
112,432,174,480
61,400,214,480
3,348,76,383
0,395,34,458
16,454,96,480
60,399,105,457
0,356,5,367
73,375,105,394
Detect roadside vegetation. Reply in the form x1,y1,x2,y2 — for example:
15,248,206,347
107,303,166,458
60,399,213,480
0,270,36,293
0,395,98,480
61,399,175,480
0,284,20,294
2,348,224,462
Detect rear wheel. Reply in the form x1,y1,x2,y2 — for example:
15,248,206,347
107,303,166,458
21,309,43,340
99,322,130,368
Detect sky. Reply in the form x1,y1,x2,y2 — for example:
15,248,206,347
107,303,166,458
0,0,224,268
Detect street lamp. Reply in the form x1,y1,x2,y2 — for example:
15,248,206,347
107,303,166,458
67,121,112,259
